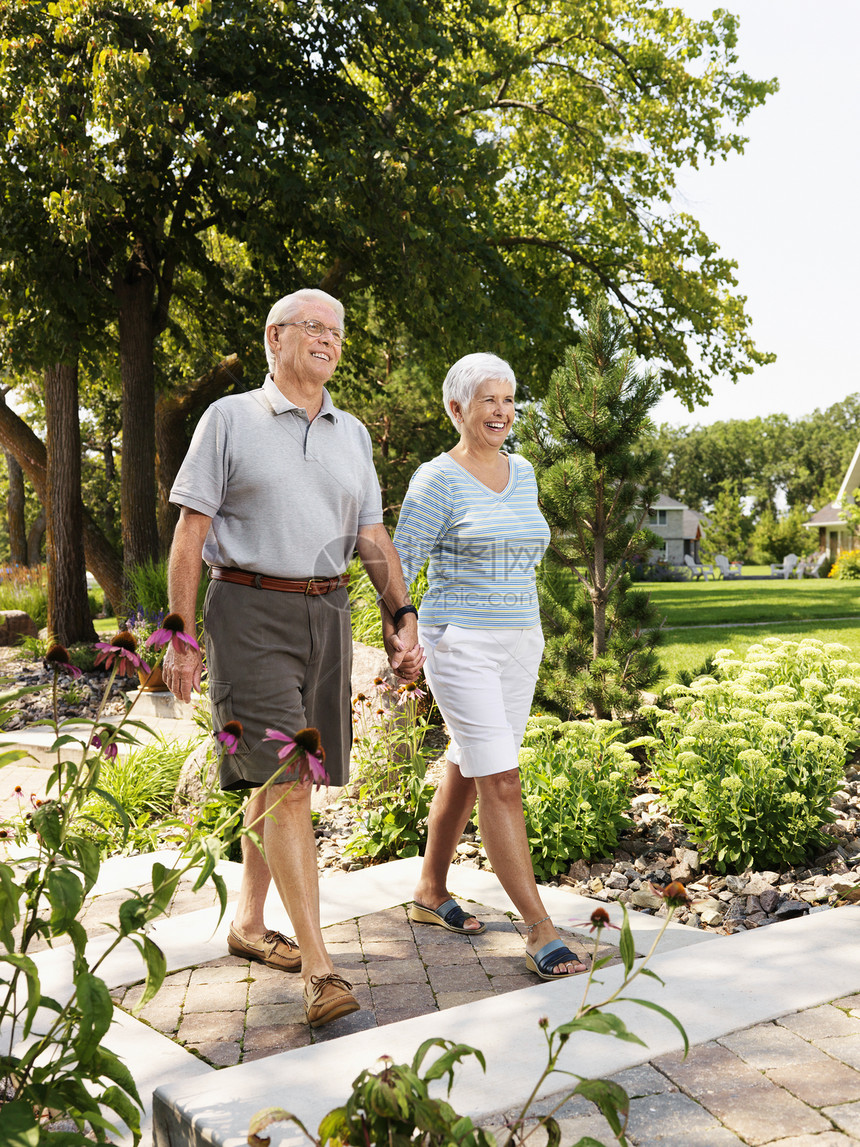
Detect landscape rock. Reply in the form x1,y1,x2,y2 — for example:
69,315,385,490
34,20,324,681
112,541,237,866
0,611,37,646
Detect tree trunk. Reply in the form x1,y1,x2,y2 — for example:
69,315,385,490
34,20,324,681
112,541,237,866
116,258,159,586
155,354,242,552
44,361,96,645
5,451,27,565
27,508,45,567
0,398,123,611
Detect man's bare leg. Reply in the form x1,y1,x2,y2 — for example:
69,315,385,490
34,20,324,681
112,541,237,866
231,787,273,937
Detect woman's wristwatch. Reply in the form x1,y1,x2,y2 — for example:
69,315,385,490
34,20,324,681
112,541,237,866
392,604,418,625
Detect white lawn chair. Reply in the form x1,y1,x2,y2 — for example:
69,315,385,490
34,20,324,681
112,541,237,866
684,554,713,581
714,554,742,579
770,553,798,579
809,551,830,578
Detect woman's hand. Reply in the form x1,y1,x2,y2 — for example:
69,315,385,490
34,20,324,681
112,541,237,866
383,612,424,681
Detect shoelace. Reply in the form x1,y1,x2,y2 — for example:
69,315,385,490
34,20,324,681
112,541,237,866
264,930,298,950
308,972,353,995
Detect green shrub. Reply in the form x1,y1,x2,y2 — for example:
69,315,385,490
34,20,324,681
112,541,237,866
643,637,858,872
518,716,640,878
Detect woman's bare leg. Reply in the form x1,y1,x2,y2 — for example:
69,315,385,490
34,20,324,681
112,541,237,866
476,769,586,974
413,759,481,930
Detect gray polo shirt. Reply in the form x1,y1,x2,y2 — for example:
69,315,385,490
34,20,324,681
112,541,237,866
170,376,383,577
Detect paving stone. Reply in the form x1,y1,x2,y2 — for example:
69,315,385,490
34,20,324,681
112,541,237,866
247,976,303,1007
120,985,186,1033
478,954,527,977
375,1004,436,1025
489,973,534,995
178,1009,245,1044
367,958,429,986
824,1101,860,1138
201,953,247,968
162,968,193,989
321,920,360,943
188,1040,241,1067
311,1008,378,1042
472,932,525,954
817,1036,860,1071
427,963,491,994
243,1023,313,1052
700,1081,830,1144
609,1063,678,1098
766,1134,858,1146
719,1023,830,1068
243,1028,311,1058
419,943,483,967
435,989,495,1009
182,980,248,1014
626,1091,743,1145
832,995,860,1011
369,982,435,1011
359,940,416,959
189,963,251,986
325,944,369,972
778,1006,860,1040
246,1002,307,1028
653,1042,763,1091
767,1059,860,1106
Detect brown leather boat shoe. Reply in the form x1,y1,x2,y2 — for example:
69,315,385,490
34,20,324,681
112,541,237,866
303,972,360,1028
227,926,301,972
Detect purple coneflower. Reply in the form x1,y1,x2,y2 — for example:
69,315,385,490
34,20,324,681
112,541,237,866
397,680,426,706
216,720,243,755
44,644,82,679
145,612,200,653
94,631,150,677
263,726,329,789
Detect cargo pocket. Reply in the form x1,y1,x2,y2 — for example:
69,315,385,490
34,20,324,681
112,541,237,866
209,679,237,736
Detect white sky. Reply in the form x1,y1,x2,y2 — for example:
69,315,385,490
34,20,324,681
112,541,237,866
652,0,860,428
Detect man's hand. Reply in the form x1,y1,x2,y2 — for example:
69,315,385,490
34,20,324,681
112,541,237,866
382,611,424,681
163,642,203,703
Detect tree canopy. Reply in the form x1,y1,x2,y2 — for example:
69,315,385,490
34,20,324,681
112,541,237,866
0,0,778,587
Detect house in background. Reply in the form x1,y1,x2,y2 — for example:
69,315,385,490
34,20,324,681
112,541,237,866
645,494,705,564
804,440,860,559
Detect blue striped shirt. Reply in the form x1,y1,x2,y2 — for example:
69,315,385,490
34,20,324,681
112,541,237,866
393,453,550,628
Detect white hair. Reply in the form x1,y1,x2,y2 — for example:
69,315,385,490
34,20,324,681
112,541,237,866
442,353,517,428
264,289,345,372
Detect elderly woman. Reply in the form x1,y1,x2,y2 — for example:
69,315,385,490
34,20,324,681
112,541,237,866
389,353,586,979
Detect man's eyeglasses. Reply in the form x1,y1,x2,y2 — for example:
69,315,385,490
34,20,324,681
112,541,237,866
277,319,344,345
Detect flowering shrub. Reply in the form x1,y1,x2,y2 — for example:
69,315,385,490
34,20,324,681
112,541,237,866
518,716,641,878
643,638,859,872
828,548,860,579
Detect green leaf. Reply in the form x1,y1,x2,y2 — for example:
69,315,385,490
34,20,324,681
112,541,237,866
91,1045,142,1107
99,1084,141,1139
47,865,84,932
618,913,636,976
0,1098,40,1146
134,934,167,1012
73,970,113,1061
623,997,689,1054
1,952,41,1036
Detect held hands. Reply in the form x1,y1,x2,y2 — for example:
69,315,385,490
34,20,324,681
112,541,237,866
383,611,425,682
163,641,203,703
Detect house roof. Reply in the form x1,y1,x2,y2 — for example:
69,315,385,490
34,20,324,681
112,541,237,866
838,440,860,503
653,493,687,509
804,501,847,528
682,508,704,540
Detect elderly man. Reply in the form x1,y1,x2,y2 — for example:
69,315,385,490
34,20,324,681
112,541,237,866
164,288,422,1028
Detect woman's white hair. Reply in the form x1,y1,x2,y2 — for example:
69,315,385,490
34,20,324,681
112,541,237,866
442,352,517,428
264,289,345,372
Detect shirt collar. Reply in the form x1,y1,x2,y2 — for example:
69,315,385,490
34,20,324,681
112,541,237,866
263,375,338,422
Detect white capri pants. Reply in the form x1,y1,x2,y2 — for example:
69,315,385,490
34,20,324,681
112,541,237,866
420,623,545,777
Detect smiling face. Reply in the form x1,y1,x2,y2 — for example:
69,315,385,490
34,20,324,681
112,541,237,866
267,301,343,391
451,377,515,452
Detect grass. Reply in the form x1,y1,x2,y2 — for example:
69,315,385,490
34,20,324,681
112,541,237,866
645,578,860,629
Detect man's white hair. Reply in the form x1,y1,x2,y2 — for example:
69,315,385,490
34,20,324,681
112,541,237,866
264,289,345,372
442,352,517,428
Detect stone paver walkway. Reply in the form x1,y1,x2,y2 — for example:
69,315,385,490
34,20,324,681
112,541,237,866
482,998,860,1144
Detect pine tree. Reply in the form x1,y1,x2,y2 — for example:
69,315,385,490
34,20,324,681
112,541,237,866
700,479,747,563
518,300,664,719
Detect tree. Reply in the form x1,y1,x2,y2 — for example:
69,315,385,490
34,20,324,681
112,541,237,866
749,506,811,566
700,480,748,563
0,1,776,590
518,299,663,719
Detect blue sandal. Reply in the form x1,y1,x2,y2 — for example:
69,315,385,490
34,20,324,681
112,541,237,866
409,898,486,935
525,940,588,980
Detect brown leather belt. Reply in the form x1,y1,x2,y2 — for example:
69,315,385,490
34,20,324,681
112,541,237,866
210,566,349,595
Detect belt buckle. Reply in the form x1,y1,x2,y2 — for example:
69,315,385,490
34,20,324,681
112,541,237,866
305,578,317,595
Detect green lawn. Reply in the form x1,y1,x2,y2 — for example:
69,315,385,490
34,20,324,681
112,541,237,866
648,576,860,687
646,577,860,629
